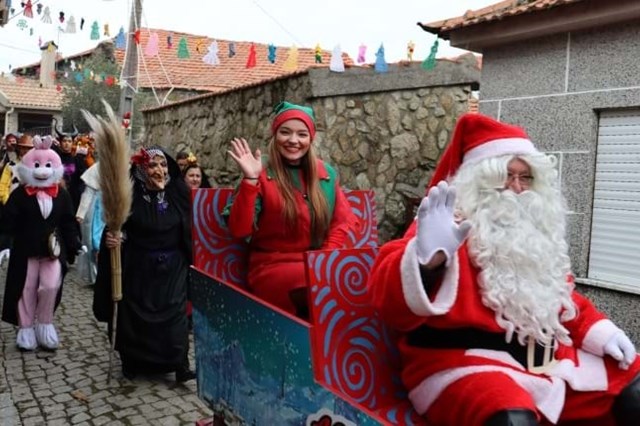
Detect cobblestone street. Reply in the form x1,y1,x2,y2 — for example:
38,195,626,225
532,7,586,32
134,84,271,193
0,264,212,426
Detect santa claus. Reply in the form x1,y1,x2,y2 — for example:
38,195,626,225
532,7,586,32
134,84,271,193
368,113,640,425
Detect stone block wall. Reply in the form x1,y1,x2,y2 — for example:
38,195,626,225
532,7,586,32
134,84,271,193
143,57,480,242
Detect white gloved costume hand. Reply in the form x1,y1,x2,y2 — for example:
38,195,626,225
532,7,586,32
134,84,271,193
77,245,88,255
0,248,10,267
416,181,472,266
603,331,637,370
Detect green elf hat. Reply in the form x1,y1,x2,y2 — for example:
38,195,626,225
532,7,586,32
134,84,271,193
271,101,316,140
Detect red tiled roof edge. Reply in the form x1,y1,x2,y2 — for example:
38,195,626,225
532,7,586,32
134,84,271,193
141,68,312,113
418,0,585,35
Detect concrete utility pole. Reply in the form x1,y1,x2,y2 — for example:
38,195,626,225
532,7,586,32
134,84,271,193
118,0,143,144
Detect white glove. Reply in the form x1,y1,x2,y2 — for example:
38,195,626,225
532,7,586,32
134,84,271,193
0,248,9,266
603,331,637,370
77,245,88,255
416,181,472,266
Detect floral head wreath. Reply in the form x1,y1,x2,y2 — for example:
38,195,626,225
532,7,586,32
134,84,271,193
131,147,151,166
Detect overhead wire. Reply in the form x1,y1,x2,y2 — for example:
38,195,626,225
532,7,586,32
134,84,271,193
132,0,163,106
251,0,304,47
139,3,176,106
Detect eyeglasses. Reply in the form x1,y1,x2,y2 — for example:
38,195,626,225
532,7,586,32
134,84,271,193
506,173,534,186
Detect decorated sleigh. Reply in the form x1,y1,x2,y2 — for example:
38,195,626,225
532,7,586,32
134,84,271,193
190,188,425,425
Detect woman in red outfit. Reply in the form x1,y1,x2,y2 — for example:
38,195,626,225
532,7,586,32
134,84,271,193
226,101,355,319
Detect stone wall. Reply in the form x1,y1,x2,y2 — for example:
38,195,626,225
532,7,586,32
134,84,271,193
143,56,480,242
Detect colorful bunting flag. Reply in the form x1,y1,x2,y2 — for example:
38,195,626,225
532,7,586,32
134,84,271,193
228,42,236,58
246,43,256,68
267,44,276,64
202,41,220,66
103,24,110,37
145,32,159,57
23,0,33,18
59,11,65,24
314,44,322,64
329,45,344,72
422,38,439,70
407,41,415,61
167,34,173,49
66,16,77,34
90,21,99,40
283,46,298,71
375,44,388,73
115,27,126,49
41,6,52,24
195,39,206,54
357,44,367,63
177,37,190,59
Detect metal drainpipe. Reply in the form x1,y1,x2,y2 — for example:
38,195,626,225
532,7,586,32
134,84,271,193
4,106,15,135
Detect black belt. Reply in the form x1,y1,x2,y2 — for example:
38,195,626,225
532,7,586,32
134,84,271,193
406,325,552,368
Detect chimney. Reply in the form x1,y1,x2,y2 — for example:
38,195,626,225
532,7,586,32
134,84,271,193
0,0,9,28
40,41,58,88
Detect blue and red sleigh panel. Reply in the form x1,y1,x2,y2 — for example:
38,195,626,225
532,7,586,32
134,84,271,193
191,188,423,425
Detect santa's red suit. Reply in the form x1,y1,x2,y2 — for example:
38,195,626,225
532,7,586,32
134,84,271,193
369,231,640,425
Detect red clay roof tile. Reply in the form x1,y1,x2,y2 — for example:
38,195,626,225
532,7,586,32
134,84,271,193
421,0,585,33
0,76,64,110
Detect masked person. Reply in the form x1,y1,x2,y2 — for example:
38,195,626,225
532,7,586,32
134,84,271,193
367,113,640,426
225,101,355,319
1,136,82,351
93,147,195,383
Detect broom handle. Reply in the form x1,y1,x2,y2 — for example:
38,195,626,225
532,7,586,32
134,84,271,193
109,231,122,302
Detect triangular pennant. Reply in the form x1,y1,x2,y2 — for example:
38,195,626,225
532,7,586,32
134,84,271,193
145,32,159,57
407,41,416,61
177,37,190,59
283,46,298,71
246,43,256,68
203,41,220,66
66,16,77,34
422,38,439,70
115,27,126,49
41,7,52,24
329,45,345,72
314,44,322,64
23,0,34,19
267,44,276,64
374,44,388,73
357,44,367,63
90,21,100,40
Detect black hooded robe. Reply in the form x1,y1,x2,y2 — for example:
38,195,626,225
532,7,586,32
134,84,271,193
93,153,192,374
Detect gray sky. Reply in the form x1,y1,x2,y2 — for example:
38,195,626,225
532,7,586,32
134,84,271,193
0,0,497,73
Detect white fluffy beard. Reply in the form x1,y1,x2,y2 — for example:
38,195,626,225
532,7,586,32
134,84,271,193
454,156,577,346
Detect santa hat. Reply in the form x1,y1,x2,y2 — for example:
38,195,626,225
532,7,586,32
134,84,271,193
428,113,538,188
271,101,316,140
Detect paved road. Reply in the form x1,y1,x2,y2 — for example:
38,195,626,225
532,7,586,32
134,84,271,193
0,263,212,426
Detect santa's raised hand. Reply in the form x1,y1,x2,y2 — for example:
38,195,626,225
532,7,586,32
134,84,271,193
416,181,472,267
228,137,262,180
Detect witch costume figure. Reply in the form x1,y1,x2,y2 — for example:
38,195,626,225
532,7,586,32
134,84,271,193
93,147,195,383
0,135,82,351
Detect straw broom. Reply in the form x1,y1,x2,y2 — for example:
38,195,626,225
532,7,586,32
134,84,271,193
82,101,132,383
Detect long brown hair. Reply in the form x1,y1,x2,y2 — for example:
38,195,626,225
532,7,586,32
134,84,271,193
267,141,330,246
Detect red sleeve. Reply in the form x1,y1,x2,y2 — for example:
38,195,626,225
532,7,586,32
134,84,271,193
321,186,356,249
562,287,608,347
367,236,429,332
227,180,260,239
